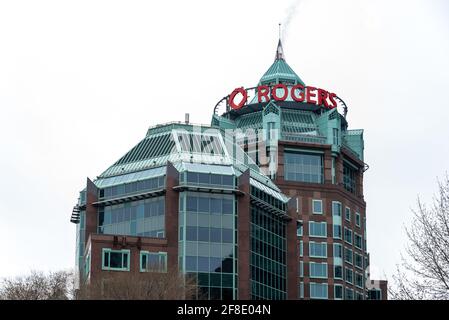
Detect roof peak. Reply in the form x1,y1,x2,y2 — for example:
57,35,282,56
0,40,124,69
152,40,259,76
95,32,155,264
275,39,285,61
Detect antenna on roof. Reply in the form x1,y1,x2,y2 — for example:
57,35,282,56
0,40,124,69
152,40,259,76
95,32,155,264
275,24,285,61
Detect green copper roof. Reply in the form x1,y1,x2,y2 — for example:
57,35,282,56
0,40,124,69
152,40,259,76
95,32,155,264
259,40,305,86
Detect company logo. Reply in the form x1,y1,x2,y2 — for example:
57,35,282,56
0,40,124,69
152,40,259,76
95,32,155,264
228,85,338,110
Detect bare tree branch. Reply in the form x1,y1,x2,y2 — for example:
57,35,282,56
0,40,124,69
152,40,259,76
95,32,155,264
390,174,449,300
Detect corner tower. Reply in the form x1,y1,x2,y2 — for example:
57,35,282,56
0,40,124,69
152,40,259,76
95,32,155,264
212,40,370,300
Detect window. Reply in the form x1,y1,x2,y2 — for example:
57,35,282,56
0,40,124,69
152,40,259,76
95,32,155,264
343,162,357,194
102,249,130,271
333,225,342,239
333,128,339,145
334,284,343,300
299,241,303,257
344,228,353,245
185,172,234,188
355,253,363,269
345,288,354,300
354,233,363,249
368,289,382,300
312,199,323,214
309,242,327,258
310,283,328,299
267,122,276,140
332,201,342,216
284,152,323,183
355,273,364,289
345,207,351,222
84,253,90,278
334,265,343,279
345,268,353,284
310,262,328,278
355,212,361,227
356,291,364,300
296,197,301,214
299,282,304,299
98,197,165,238
333,243,343,258
299,261,304,277
309,221,327,238
345,248,353,264
296,220,303,237
140,251,167,272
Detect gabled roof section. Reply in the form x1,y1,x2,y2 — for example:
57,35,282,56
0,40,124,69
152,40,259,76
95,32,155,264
113,133,175,166
93,122,289,203
259,39,305,86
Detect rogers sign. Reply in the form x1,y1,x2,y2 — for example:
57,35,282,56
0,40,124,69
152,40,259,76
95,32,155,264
229,84,338,110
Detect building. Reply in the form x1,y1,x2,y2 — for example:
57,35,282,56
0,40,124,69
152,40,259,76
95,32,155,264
367,280,388,300
71,39,386,300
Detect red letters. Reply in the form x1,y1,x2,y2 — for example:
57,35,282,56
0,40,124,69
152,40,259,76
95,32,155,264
328,92,338,109
291,84,305,102
229,87,247,110
258,85,270,103
317,88,330,108
272,84,288,101
228,85,339,110
306,86,317,104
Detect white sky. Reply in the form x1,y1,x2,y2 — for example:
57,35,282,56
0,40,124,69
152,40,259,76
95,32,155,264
0,0,448,281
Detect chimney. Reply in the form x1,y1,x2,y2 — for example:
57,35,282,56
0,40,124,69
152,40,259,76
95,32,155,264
185,113,190,124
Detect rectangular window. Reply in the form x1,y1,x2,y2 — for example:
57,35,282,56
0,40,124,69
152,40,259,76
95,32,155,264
345,288,354,300
344,228,353,245
355,272,364,289
299,241,303,257
333,225,342,239
284,152,324,184
345,268,354,284
309,242,327,258
343,162,357,194
355,212,361,227
356,291,364,300
334,265,343,279
310,283,328,299
140,251,167,272
345,248,353,265
312,199,323,214
354,233,363,249
345,207,351,222
355,253,363,269
310,262,328,278
309,221,327,238
332,201,342,217
333,128,339,145
333,243,343,258
102,249,130,271
299,261,304,277
299,282,304,299
297,220,303,237
334,284,343,300
368,289,382,300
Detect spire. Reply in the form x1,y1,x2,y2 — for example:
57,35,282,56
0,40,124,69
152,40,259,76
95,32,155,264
256,25,305,86
275,23,285,61
275,39,285,61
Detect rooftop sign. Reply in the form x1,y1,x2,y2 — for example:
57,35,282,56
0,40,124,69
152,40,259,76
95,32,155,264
228,84,338,110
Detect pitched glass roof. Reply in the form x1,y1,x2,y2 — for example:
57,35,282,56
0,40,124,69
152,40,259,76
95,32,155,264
259,59,305,86
94,121,288,202
95,166,166,188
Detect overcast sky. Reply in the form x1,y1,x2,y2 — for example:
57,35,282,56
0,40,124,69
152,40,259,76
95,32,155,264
0,0,448,281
